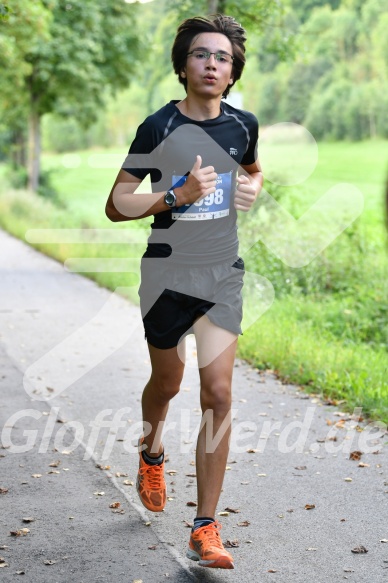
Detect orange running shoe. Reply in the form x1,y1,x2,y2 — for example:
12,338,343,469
136,436,166,512
186,520,234,569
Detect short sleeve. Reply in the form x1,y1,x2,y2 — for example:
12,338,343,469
241,115,259,167
121,117,157,181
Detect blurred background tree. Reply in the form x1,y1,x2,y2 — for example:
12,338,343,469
0,0,387,191
0,0,140,191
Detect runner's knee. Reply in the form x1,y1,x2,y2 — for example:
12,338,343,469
200,380,231,415
148,372,182,402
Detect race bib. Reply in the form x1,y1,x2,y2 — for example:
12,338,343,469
171,172,232,221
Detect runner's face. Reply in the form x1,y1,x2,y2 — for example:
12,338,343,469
181,33,234,98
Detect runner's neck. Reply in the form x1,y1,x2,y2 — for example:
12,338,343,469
175,97,222,121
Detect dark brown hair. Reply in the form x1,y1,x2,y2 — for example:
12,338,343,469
171,14,247,99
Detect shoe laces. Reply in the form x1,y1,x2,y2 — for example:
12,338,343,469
198,521,223,549
139,462,164,490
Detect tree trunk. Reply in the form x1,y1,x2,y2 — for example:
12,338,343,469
207,0,226,15
207,0,218,14
28,108,41,191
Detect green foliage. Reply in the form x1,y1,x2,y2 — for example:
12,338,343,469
289,0,341,22
4,164,28,189
0,0,142,190
253,1,388,140
36,168,62,205
0,2,9,20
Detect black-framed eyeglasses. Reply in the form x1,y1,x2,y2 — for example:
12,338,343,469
187,49,234,64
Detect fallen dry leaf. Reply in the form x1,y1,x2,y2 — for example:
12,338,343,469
224,539,239,548
22,517,35,523
109,502,120,509
344,478,353,482
224,507,240,514
96,464,111,470
185,473,196,478
247,448,259,453
148,545,157,550
351,545,368,554
305,504,315,510
15,570,25,575
237,520,250,527
344,568,354,573
358,462,370,468
0,488,9,494
295,466,307,470
123,480,134,486
31,474,42,478
183,521,193,528
380,539,388,543
48,460,61,467
47,470,60,475
186,501,197,507
167,470,177,476
43,560,56,565
94,491,105,496
349,451,362,461
115,472,128,477
10,528,30,537
268,569,277,573
218,511,229,517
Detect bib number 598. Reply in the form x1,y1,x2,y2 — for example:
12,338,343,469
194,188,224,207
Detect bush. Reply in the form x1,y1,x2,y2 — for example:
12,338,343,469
4,164,28,188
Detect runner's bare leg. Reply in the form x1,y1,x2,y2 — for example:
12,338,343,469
142,341,186,455
194,317,237,517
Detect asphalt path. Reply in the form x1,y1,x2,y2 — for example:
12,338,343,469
0,228,387,583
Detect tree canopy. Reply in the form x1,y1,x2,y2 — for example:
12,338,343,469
0,0,140,189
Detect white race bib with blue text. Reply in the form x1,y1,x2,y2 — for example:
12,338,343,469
171,172,232,221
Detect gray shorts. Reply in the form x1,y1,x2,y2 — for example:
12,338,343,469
138,257,245,349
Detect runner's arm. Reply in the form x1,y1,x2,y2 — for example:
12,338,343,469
106,157,217,222
105,169,175,222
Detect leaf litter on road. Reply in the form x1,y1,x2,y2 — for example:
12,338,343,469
351,545,368,553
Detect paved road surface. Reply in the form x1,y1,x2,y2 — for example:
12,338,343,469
0,229,387,582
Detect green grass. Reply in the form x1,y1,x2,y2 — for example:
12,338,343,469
1,140,387,422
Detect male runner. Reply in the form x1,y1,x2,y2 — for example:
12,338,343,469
106,14,262,570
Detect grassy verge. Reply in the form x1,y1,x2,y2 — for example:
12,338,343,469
0,141,387,423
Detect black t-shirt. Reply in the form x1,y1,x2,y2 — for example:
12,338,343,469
123,100,258,264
